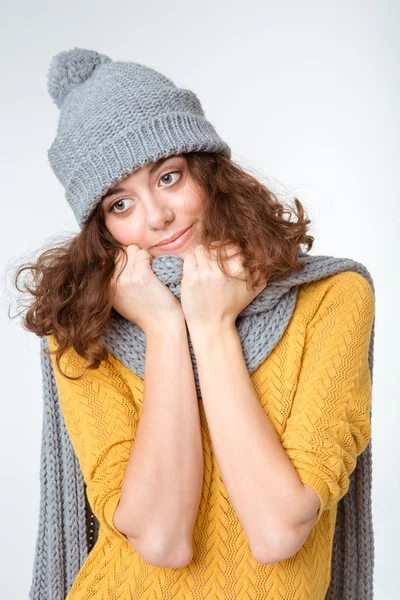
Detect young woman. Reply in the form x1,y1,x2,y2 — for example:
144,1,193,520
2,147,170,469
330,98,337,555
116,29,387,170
14,48,375,600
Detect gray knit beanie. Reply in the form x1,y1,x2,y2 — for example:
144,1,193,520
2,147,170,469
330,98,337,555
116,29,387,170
46,47,232,228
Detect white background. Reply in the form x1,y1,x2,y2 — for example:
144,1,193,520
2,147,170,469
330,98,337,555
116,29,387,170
0,1,397,598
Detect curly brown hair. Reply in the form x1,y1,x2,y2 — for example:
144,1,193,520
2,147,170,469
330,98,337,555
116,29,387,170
9,151,314,379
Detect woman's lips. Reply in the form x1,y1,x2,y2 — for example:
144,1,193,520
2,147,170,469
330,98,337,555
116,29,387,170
153,224,195,250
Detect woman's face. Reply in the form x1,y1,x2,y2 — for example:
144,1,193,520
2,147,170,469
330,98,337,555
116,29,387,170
101,155,204,258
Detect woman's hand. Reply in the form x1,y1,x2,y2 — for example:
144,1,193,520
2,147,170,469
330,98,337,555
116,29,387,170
180,243,266,330
110,244,184,334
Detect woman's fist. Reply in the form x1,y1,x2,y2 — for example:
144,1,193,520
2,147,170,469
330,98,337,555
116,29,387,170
181,243,266,329
110,245,183,333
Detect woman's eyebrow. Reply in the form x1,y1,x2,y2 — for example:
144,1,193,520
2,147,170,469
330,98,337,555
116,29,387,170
102,157,174,201
102,186,125,201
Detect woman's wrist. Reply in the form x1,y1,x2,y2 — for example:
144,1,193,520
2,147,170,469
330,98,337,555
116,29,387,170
187,318,236,338
144,313,187,339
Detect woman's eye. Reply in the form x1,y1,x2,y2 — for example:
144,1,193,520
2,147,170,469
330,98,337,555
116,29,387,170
108,170,182,214
159,170,181,186
108,198,133,213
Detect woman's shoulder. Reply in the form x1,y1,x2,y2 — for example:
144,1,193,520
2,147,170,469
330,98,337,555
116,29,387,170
45,334,144,393
297,269,374,309
291,269,375,338
45,333,117,380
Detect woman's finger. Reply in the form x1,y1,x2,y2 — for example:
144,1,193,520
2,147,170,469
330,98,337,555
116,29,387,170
194,245,211,270
134,248,153,274
122,245,141,274
182,251,197,276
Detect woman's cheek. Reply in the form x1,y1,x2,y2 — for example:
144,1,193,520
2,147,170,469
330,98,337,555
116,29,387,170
109,220,143,247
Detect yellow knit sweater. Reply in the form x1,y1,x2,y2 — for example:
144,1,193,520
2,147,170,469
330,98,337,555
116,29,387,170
47,270,375,600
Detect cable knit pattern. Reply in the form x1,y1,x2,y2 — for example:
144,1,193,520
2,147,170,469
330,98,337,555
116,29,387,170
43,270,374,599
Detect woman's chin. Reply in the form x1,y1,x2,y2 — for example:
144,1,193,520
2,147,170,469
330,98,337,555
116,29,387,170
151,244,197,259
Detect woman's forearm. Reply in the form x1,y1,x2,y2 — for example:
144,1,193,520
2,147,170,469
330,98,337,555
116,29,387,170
187,323,319,564
114,316,203,564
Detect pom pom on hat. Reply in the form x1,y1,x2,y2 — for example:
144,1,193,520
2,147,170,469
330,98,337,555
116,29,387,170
47,47,112,108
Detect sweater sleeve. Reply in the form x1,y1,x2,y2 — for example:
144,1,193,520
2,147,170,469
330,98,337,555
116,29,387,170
280,271,375,524
47,335,140,544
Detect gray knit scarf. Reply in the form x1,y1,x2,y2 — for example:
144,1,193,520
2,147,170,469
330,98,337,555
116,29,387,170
28,250,376,600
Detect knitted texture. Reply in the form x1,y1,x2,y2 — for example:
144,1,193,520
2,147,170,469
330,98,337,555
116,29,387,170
46,47,231,227
28,251,376,599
